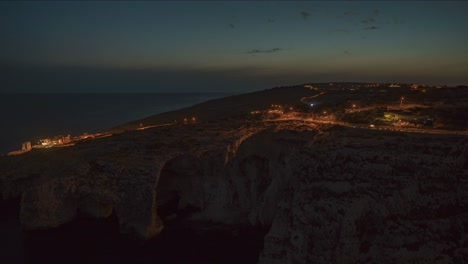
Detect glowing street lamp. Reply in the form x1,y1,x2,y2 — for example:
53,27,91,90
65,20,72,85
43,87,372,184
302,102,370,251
400,97,404,109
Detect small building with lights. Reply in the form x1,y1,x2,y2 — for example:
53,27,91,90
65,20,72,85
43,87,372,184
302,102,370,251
22,141,32,151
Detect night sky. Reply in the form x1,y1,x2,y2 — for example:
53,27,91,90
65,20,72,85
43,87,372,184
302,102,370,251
1,1,467,93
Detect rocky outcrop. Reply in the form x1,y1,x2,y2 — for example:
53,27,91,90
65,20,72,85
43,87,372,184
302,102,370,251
259,130,468,264
1,120,467,263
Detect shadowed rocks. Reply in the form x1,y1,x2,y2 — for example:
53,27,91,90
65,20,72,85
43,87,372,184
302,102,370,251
1,120,467,263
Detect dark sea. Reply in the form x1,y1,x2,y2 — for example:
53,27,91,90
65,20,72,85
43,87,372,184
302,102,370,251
0,93,229,155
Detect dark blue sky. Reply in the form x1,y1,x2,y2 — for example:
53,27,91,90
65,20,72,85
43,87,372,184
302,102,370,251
1,1,467,93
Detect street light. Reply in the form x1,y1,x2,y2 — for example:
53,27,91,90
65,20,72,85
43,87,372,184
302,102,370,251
400,97,404,109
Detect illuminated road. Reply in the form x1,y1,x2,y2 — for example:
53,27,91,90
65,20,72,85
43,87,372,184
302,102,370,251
266,116,468,136
136,123,175,130
300,90,326,105
293,87,467,136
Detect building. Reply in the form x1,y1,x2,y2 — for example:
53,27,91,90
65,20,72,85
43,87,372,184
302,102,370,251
54,135,71,145
8,141,32,156
22,141,32,151
40,138,51,146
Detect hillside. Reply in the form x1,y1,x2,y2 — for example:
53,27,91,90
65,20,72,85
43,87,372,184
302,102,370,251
0,84,467,263
110,85,319,133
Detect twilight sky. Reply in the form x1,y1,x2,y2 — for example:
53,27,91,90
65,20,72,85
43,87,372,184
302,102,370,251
1,1,467,93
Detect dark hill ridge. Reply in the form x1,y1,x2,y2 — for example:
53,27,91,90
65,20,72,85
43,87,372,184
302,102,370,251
0,84,467,263
111,83,468,134
111,85,318,133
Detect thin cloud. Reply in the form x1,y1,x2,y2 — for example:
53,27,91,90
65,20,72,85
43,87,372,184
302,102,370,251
364,26,379,30
229,23,235,29
300,11,311,20
246,48,283,54
361,9,379,25
361,17,376,24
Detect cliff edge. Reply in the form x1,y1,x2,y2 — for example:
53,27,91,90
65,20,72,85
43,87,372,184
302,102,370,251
1,85,467,263
1,118,467,263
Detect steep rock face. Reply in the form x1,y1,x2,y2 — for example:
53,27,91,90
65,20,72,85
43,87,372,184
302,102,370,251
156,127,318,227
0,126,187,239
20,176,80,229
1,121,290,239
1,120,467,263
152,123,468,263
259,132,468,264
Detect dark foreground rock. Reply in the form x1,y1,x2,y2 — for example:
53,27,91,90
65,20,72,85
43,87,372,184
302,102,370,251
1,119,467,263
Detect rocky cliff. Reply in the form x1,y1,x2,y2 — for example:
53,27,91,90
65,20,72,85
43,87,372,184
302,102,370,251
1,119,467,263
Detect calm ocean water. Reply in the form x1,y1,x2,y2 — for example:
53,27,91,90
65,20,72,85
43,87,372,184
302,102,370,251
0,93,229,155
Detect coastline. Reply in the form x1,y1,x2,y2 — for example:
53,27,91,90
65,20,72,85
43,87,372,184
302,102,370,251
0,92,231,155
1,84,467,263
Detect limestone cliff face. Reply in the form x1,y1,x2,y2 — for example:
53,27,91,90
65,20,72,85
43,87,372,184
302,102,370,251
1,120,467,263
259,132,468,264
156,126,318,228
